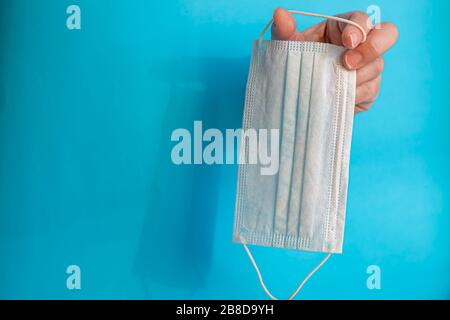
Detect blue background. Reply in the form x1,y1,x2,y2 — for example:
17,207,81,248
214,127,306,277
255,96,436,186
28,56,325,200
0,0,448,299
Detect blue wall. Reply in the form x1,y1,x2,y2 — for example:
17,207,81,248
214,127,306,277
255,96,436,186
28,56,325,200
0,0,448,299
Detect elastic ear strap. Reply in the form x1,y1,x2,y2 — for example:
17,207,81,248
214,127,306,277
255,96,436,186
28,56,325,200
239,236,332,300
258,10,367,44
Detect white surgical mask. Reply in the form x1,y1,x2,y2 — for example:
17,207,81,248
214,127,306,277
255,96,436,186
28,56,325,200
233,10,367,300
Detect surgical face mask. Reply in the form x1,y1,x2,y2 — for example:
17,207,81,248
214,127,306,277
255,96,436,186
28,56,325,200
233,10,367,300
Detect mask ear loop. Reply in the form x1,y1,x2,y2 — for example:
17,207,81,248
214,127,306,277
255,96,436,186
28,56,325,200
258,10,367,45
240,236,331,300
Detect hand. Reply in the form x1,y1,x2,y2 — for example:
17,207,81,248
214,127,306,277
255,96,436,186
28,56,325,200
271,8,398,114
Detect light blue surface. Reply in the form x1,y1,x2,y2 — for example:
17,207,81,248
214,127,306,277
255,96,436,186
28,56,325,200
0,0,448,299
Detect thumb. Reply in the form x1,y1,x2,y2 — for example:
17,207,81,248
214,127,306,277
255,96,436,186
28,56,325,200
271,8,296,40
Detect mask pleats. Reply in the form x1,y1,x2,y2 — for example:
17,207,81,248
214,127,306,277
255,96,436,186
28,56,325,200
285,52,316,244
272,49,302,245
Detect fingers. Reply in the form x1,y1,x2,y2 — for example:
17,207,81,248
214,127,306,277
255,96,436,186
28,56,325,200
340,11,374,49
356,57,384,85
267,8,395,114
272,8,296,40
343,22,398,70
355,105,371,114
355,75,382,111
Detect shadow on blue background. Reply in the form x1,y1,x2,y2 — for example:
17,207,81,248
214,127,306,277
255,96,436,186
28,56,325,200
135,57,246,298
0,0,448,299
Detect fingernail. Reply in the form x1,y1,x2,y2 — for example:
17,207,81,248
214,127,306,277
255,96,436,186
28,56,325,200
344,51,363,69
349,31,359,49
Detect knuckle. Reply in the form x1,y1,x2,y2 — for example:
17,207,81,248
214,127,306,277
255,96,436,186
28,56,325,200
364,82,374,97
374,57,385,74
352,11,371,29
359,78,380,102
358,83,371,101
364,40,382,59
356,103,372,112
353,11,369,20
368,78,381,100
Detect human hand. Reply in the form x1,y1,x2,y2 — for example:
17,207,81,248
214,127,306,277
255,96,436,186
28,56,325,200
271,8,398,113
